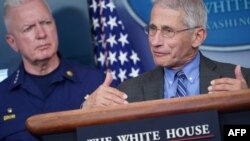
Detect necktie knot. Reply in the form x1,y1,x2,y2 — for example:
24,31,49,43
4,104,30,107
176,70,186,80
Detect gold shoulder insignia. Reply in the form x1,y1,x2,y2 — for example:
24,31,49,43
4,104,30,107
66,70,74,77
3,114,16,121
3,108,16,121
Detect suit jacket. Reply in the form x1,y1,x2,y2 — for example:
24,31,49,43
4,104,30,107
118,54,250,102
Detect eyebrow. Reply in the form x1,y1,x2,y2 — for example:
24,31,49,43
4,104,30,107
161,25,173,29
150,23,173,29
21,18,53,26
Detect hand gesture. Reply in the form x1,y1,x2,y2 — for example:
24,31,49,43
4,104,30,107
81,72,128,109
208,65,248,94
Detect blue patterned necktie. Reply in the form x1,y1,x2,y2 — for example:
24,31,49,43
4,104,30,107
176,70,187,97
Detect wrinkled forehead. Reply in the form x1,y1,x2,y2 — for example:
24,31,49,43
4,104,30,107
4,0,52,31
4,0,51,17
150,5,185,27
152,0,187,21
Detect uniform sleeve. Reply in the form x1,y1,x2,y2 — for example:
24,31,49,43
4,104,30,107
1,131,40,141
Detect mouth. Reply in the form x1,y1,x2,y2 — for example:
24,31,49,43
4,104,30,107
36,43,51,50
153,51,170,57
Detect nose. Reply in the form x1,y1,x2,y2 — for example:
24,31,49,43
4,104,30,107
150,31,164,47
35,23,46,39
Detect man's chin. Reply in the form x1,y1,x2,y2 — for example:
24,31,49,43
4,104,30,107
155,62,168,67
33,54,54,62
154,59,167,67
36,52,56,60
37,55,50,60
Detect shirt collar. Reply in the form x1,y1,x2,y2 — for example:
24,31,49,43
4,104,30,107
9,57,77,90
164,67,176,86
50,58,77,83
9,64,24,90
164,52,200,85
182,52,200,83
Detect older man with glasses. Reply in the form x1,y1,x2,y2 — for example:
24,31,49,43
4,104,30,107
116,0,250,102
83,0,250,107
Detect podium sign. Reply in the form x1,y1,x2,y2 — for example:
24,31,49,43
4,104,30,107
77,110,221,141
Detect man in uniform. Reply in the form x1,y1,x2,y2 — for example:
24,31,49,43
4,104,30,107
0,0,127,140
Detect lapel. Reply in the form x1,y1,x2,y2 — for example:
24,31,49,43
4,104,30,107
143,67,164,100
199,54,221,94
140,54,223,98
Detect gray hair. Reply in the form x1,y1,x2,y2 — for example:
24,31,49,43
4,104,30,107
154,0,207,28
3,0,51,31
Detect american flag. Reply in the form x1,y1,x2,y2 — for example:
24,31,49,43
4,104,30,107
88,0,143,85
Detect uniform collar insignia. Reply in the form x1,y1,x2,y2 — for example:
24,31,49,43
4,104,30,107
3,108,16,121
66,70,74,77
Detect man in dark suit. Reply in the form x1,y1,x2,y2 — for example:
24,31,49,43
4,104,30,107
83,0,250,106
118,55,250,102
117,0,250,102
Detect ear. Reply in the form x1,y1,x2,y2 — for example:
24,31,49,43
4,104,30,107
6,34,19,52
191,27,207,49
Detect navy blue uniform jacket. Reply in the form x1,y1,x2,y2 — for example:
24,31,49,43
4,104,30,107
0,59,105,141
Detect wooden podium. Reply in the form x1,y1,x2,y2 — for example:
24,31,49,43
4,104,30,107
26,89,250,141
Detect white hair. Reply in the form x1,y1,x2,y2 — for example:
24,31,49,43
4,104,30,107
3,0,51,32
154,0,207,28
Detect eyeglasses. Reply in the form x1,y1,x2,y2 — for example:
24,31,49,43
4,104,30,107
144,25,201,38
